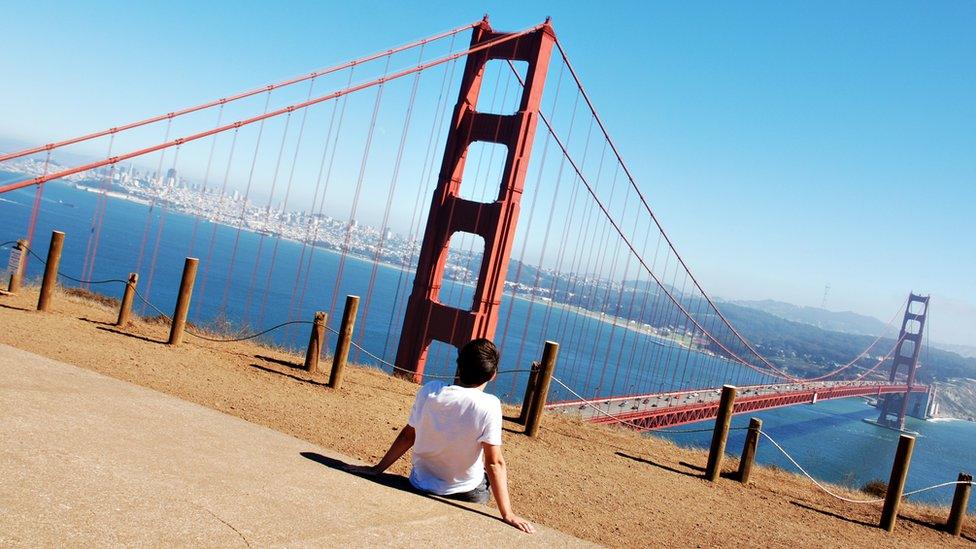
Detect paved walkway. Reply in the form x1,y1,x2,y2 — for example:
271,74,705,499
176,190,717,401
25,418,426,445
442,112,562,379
0,344,591,547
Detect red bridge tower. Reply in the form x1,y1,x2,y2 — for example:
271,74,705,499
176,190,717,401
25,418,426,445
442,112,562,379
877,293,929,430
395,19,555,381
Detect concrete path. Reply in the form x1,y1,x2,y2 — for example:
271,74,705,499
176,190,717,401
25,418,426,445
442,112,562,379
0,345,591,547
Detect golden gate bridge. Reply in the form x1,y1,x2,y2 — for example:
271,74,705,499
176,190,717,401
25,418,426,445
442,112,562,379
0,17,929,431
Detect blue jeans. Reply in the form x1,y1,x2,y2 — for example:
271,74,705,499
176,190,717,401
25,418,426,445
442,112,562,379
442,474,490,504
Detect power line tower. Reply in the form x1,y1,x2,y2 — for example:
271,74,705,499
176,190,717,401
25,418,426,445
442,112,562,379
820,283,830,309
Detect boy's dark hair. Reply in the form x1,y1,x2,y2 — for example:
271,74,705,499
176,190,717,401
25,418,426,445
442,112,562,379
456,338,499,387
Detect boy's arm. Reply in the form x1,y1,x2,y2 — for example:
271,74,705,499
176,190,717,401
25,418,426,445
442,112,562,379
482,443,535,534
349,425,415,475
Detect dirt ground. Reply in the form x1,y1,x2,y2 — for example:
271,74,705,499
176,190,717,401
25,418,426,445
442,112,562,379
1,285,973,548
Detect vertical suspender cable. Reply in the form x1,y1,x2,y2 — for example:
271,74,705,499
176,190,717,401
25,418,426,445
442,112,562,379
327,55,392,320
187,105,225,257
357,45,425,362
80,135,115,287
196,127,240,314
142,145,182,309
220,91,273,318
256,79,316,328
381,43,459,362
285,70,350,330
243,111,293,325
289,69,354,338
134,118,173,277
25,150,52,246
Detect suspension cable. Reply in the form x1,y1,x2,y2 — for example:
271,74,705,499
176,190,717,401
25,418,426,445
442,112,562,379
0,20,482,164
0,25,547,196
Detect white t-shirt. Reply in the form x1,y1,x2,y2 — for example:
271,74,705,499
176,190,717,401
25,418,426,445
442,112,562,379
407,380,503,495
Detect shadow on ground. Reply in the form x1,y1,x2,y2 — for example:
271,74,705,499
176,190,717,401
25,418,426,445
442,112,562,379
250,364,329,387
902,514,974,542
791,499,973,541
95,325,165,344
615,452,740,481
299,451,500,523
791,500,876,529
80,316,114,327
255,354,306,370
616,451,702,479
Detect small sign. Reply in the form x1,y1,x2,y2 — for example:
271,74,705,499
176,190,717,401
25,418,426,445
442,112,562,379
4,246,21,278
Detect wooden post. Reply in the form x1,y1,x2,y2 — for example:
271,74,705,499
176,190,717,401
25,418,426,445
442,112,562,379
705,385,737,482
328,295,359,390
6,239,28,293
879,434,916,532
517,361,541,425
36,231,65,312
738,417,762,484
304,311,327,373
167,257,199,346
116,272,139,326
525,341,559,438
947,472,972,537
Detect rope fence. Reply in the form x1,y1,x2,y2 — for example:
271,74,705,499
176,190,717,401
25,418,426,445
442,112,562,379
127,283,317,343
22,245,128,286
10,239,532,381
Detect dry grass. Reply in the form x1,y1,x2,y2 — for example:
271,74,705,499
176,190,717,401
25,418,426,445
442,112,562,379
62,286,120,309
862,480,889,498
1,285,973,548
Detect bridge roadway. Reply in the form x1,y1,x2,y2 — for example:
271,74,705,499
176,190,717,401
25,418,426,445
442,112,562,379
546,381,928,431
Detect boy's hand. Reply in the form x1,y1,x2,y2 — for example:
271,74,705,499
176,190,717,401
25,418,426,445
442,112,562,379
502,514,536,534
342,463,381,476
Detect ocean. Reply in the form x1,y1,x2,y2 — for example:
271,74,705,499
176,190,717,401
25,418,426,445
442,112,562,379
1,177,973,512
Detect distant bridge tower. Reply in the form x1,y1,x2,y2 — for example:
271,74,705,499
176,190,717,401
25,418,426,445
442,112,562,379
394,19,556,381
877,293,929,430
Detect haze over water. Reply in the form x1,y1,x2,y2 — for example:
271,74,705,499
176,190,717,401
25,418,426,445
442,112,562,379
1,178,973,512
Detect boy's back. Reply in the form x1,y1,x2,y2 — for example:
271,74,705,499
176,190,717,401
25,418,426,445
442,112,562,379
408,380,502,495
349,339,534,533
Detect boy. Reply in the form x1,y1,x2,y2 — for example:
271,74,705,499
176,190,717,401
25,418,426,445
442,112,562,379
349,339,534,533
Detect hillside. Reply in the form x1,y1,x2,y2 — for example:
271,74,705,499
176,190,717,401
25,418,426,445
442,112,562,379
732,298,976,361
730,299,890,337
930,379,976,422
935,343,976,360
503,263,976,384
713,301,976,383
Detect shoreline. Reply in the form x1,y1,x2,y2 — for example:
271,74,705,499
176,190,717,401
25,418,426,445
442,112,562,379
49,179,723,361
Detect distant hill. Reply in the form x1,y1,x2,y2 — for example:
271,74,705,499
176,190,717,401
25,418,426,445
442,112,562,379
936,342,976,359
730,299,890,337
730,298,976,361
501,266,976,383
712,301,976,383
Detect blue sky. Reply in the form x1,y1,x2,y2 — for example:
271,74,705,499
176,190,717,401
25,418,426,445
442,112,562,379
1,1,973,346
